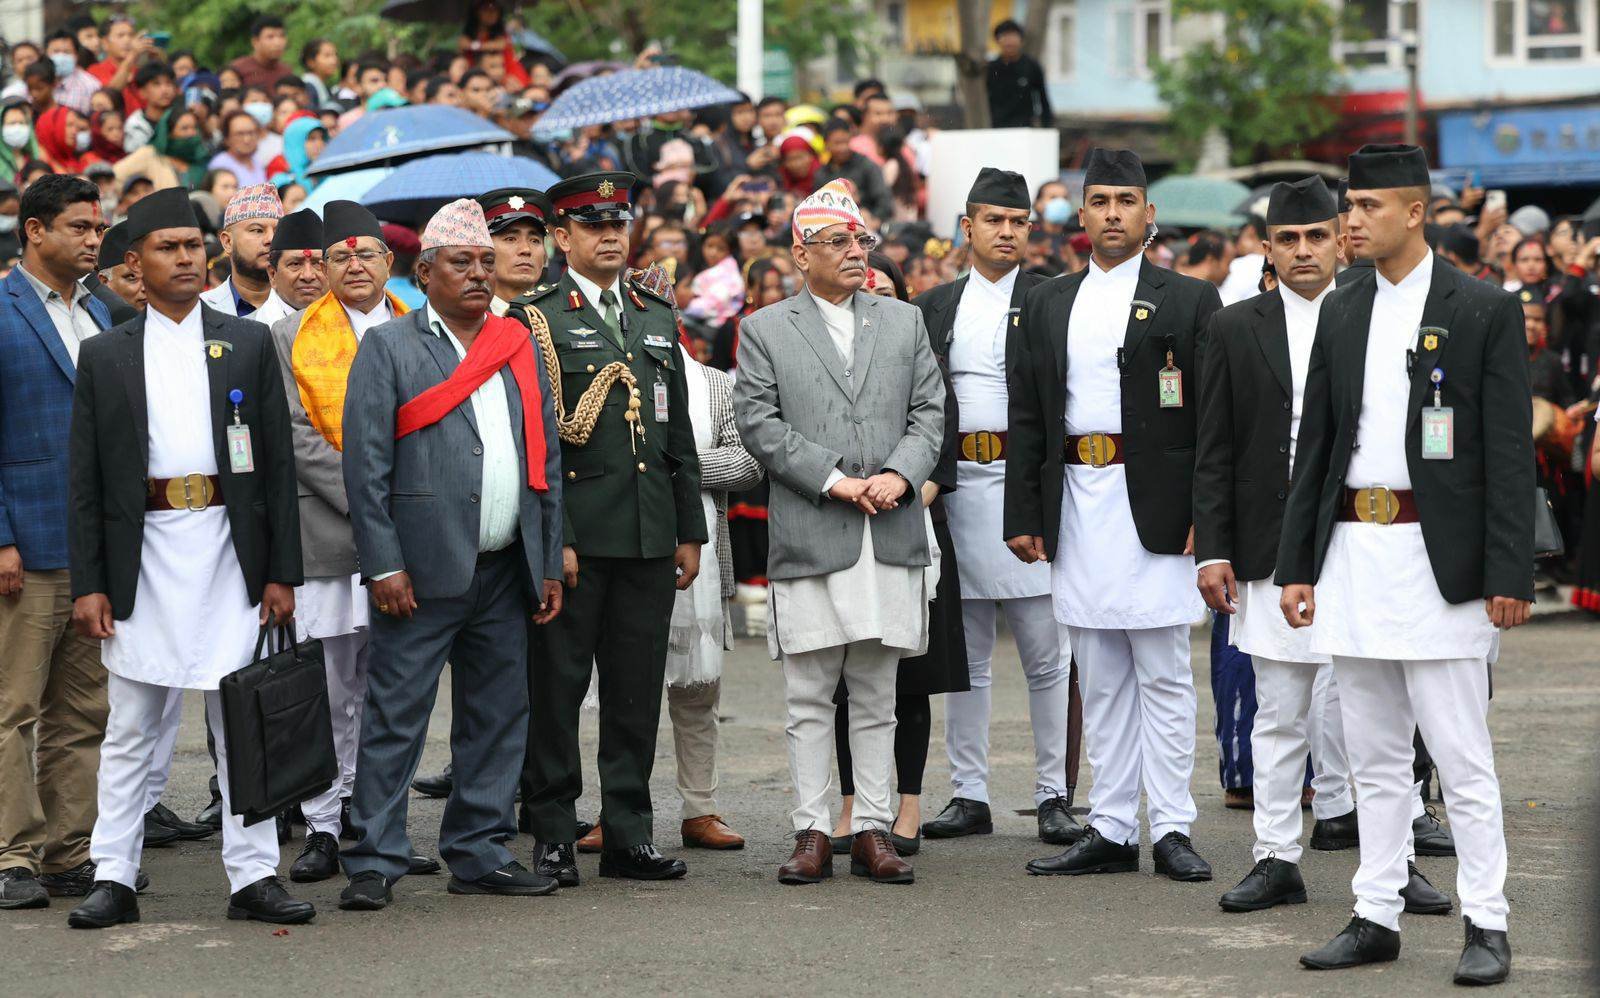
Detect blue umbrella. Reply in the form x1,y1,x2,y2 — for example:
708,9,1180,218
303,167,393,216
360,151,561,226
534,66,743,139
308,106,514,177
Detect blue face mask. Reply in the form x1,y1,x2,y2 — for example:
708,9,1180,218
1042,197,1072,226
244,102,273,128
50,53,78,78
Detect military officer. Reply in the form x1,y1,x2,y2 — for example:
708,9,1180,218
507,172,707,885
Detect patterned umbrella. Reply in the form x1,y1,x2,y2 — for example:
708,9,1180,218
534,66,743,139
360,151,561,227
308,106,514,177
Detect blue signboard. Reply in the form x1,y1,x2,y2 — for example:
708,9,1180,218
1438,105,1600,187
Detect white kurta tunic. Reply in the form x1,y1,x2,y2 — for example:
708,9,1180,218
1310,252,1493,660
1230,284,1332,665
667,360,727,687
1052,253,1203,630
100,304,260,690
945,266,1051,600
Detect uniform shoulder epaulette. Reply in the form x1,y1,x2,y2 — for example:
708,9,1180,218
627,276,676,307
513,283,560,306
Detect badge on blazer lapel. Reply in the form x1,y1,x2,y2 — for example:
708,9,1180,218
1131,299,1157,322
1420,326,1448,352
203,339,232,359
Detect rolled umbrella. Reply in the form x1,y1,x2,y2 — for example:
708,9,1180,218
360,150,561,227
534,66,744,139
308,105,514,177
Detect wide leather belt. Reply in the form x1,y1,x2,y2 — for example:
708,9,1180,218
146,473,223,512
958,430,1008,464
1338,486,1419,525
1064,432,1124,468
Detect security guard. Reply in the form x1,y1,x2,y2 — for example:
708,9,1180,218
506,171,707,884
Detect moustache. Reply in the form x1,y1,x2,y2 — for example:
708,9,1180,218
462,282,492,295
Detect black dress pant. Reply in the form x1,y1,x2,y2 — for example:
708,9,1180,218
834,691,931,797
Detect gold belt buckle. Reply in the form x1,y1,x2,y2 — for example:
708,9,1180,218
960,431,1002,465
165,473,212,512
1353,486,1398,525
1075,432,1116,469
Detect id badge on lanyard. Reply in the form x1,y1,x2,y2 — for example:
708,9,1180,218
225,389,255,473
1421,367,1453,460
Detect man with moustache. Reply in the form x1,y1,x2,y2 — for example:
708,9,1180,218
914,168,1075,846
199,184,281,317
1278,144,1530,985
253,209,327,328
1006,148,1222,882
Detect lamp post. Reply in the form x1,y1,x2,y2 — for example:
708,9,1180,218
1401,26,1420,146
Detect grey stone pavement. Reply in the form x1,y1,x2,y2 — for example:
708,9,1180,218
7,613,1598,997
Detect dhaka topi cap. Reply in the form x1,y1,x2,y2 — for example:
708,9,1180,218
1082,147,1147,189
1336,177,1349,211
792,177,865,242
966,167,1030,211
1347,143,1431,190
97,221,130,271
1266,176,1338,227
221,182,283,229
421,197,493,251
321,200,383,250
124,186,201,243
269,208,323,252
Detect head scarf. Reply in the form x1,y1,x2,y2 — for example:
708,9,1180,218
776,130,819,197
151,108,209,187
88,110,124,163
270,115,326,193
35,106,91,174
0,108,38,183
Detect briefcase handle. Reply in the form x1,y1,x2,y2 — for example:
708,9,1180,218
251,618,301,668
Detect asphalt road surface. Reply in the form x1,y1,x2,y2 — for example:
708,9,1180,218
9,615,1598,996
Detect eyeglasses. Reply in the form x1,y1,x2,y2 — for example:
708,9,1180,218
803,232,879,253
325,249,384,267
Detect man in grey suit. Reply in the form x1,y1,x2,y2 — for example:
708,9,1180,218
336,199,564,910
733,178,944,886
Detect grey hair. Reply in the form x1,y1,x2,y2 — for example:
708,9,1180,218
416,247,438,268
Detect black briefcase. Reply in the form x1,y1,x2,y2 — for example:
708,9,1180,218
1534,486,1564,559
219,623,336,826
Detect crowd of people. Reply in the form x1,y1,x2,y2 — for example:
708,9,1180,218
0,6,1584,991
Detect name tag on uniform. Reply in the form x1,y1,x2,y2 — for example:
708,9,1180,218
643,334,671,348
1421,407,1454,460
1158,365,1184,408
226,424,255,473
569,339,601,349
654,379,669,422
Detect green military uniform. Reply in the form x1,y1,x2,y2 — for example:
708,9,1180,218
507,178,706,852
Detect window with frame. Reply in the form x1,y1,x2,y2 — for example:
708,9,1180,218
1491,0,1596,61
1110,0,1171,77
1047,0,1077,79
1340,0,1418,67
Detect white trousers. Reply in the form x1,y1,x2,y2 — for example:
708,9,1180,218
92,674,277,894
1250,658,1353,863
1335,655,1508,932
945,596,1069,804
140,687,187,811
667,680,722,821
300,632,371,836
1069,624,1197,844
782,640,899,833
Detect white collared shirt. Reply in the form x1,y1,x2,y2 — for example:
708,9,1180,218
18,264,100,365
949,265,1017,431
1279,281,1333,468
1346,251,1434,490
567,269,623,321
341,297,393,342
1064,251,1143,434
422,304,520,553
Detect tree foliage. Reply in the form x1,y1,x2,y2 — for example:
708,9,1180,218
135,0,436,71
1154,0,1354,169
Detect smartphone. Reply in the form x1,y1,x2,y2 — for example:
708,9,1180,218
744,178,772,195
149,30,171,49
1485,189,1506,215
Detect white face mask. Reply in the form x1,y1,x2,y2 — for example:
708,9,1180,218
0,215,16,234
1,124,29,149
244,102,273,128
74,130,91,153
49,53,78,78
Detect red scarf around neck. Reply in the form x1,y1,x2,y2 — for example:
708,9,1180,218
395,314,549,492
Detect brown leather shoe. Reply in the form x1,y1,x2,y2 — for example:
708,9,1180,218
577,820,604,854
1224,788,1253,810
777,830,832,885
850,829,913,884
682,815,745,850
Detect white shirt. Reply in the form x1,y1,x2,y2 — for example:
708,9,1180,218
422,304,520,553
1063,253,1142,435
251,290,295,328
17,264,100,365
810,290,857,494
1280,281,1332,469
341,298,393,341
948,265,1015,431
1219,252,1265,307
1346,252,1433,490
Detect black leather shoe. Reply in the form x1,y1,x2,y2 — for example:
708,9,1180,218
227,876,315,924
339,799,358,842
1153,831,1213,882
534,842,579,888
1402,861,1453,915
194,794,224,831
411,764,453,799
0,868,48,909
67,881,138,928
1414,809,1456,857
1310,809,1360,851
1300,916,1401,970
921,797,992,838
41,862,147,897
339,871,392,911
146,802,214,841
1453,916,1511,986
598,844,688,880
891,832,920,857
1037,796,1084,846
1025,826,1138,876
448,860,557,896
575,819,596,840
408,854,441,876
1219,858,1307,912
289,832,340,883
141,811,181,848
275,813,293,845
829,834,851,855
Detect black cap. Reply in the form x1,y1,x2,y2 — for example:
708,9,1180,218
966,167,1030,211
1439,222,1479,265
477,187,551,234
1266,176,1337,227
321,200,383,249
124,187,201,244
1348,143,1431,190
1082,148,1146,189
98,221,131,272
547,171,636,223
1336,177,1349,212
269,208,323,252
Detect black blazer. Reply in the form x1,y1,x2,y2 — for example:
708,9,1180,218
1006,257,1222,559
1194,290,1300,581
68,304,302,619
1274,256,1535,604
916,268,1048,359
